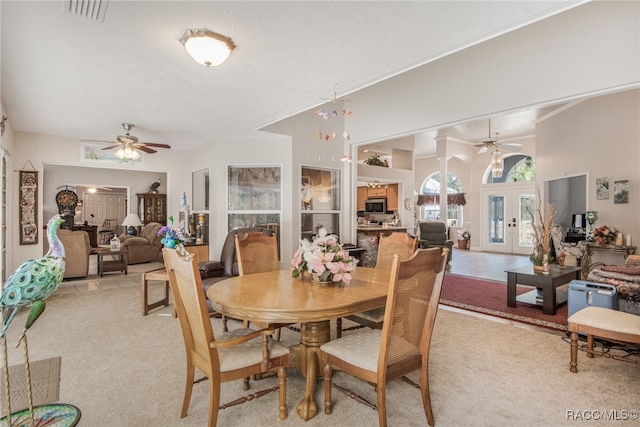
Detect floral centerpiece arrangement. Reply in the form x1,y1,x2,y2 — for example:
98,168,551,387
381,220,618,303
291,227,358,284
527,198,556,268
593,225,619,246
157,216,184,249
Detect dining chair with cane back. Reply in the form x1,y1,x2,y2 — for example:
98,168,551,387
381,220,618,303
235,231,296,340
162,247,290,426
320,247,448,427
337,232,418,338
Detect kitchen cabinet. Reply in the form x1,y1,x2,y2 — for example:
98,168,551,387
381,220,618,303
357,184,400,212
367,187,387,198
386,184,399,211
357,187,367,211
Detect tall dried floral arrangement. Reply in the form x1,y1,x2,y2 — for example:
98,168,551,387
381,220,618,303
527,192,556,266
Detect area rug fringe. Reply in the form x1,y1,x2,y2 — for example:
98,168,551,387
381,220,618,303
440,299,567,331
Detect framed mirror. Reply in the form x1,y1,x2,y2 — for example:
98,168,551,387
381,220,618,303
192,168,209,211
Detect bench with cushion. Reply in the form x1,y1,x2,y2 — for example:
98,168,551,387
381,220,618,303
567,306,640,373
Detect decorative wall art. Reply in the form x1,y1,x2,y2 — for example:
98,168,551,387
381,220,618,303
596,177,609,200
614,180,629,204
80,143,144,166
19,167,38,245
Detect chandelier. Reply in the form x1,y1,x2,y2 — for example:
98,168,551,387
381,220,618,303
491,148,504,178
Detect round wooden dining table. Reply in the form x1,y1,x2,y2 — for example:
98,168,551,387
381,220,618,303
206,267,391,421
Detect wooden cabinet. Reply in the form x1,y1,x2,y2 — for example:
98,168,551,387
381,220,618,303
357,184,400,212
184,244,209,263
137,193,167,225
357,187,368,211
367,187,387,198
386,184,399,211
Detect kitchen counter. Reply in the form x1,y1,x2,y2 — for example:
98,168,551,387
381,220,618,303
357,225,415,237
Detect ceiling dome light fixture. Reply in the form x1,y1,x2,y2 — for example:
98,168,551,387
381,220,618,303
180,28,236,67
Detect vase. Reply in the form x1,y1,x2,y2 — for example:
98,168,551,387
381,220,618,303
458,239,468,250
533,264,544,272
310,273,334,284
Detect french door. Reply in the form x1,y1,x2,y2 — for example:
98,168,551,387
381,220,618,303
481,187,535,255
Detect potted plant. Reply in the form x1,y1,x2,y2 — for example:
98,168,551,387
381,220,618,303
457,229,470,249
363,153,387,167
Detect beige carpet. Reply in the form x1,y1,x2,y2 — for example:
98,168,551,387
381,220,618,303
2,263,639,426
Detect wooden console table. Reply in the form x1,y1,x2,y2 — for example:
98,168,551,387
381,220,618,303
73,224,98,247
580,243,637,278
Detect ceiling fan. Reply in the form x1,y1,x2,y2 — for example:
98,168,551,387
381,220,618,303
84,123,171,158
474,119,523,154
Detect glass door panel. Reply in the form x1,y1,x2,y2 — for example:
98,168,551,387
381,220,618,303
482,187,535,255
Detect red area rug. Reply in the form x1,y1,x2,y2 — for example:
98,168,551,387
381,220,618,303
440,273,568,331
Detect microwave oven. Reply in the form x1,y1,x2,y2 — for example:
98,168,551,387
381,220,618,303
365,198,387,213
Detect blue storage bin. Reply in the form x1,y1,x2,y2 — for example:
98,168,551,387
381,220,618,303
568,280,618,318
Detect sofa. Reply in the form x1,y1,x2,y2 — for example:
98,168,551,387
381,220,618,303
118,222,163,265
44,228,92,279
418,221,454,264
586,254,640,315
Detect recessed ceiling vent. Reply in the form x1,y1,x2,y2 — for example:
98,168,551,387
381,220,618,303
61,0,109,23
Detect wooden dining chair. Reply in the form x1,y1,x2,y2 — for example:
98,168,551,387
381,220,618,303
337,232,418,338
321,247,448,427
235,232,295,339
163,247,289,427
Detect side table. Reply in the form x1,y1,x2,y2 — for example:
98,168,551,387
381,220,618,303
142,268,176,317
95,248,128,277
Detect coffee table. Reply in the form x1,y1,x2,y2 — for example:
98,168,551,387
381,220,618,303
506,265,581,315
94,247,128,277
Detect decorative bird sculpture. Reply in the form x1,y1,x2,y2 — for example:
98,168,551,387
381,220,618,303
1,214,65,426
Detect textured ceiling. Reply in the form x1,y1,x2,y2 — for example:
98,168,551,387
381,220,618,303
1,1,582,152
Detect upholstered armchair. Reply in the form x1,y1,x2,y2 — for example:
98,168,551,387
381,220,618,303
45,228,92,279
118,222,163,264
418,221,454,263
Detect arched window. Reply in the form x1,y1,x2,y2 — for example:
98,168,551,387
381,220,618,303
419,172,464,227
486,154,536,184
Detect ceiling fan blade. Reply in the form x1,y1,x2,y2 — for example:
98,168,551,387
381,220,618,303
101,144,121,150
139,142,172,149
477,146,488,154
80,139,115,144
136,146,157,154
502,142,524,147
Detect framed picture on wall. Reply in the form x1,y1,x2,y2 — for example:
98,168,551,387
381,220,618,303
596,177,609,200
614,180,629,204
19,170,38,244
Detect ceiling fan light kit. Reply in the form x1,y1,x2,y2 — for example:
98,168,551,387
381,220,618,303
180,28,236,67
491,149,504,178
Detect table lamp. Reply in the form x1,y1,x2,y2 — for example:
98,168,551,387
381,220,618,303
122,213,143,236
585,211,597,242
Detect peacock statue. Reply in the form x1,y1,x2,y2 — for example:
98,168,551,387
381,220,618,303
1,214,65,426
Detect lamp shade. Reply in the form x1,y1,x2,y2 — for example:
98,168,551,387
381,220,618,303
180,28,235,67
122,213,143,227
122,213,143,236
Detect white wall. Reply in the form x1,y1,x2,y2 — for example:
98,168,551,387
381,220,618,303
346,1,639,145
537,89,640,240
185,134,294,264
